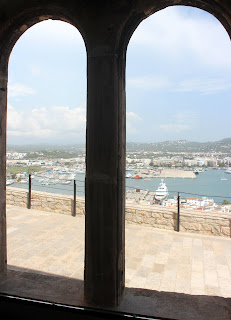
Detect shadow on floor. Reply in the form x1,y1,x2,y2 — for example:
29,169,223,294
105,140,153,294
0,266,231,320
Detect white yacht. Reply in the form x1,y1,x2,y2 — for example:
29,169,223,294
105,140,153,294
61,180,71,185
193,168,204,174
225,167,231,174
20,179,28,184
6,179,14,186
154,179,169,202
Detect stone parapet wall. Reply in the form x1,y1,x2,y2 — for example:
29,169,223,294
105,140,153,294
125,204,176,231
6,187,231,237
6,187,85,216
126,204,231,237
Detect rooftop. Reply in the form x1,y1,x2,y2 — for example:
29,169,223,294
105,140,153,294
0,205,231,319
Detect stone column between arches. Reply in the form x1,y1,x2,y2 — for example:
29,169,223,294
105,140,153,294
0,59,7,282
84,49,126,306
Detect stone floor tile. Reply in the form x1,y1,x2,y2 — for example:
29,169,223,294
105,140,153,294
140,254,155,268
152,263,165,273
175,278,191,294
190,287,206,295
193,238,203,246
217,264,231,280
205,285,221,296
191,272,205,289
4,205,231,300
192,260,203,273
204,270,219,287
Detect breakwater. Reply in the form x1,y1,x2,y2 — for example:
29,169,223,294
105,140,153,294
6,187,231,238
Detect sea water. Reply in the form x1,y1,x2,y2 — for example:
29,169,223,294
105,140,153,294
9,169,231,205
126,169,231,204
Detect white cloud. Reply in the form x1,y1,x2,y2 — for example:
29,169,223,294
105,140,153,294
159,111,195,133
127,75,231,94
127,111,142,122
127,76,170,90
173,78,231,95
126,111,142,134
159,123,191,133
7,104,86,141
8,83,35,97
129,6,231,69
24,20,85,46
29,63,41,76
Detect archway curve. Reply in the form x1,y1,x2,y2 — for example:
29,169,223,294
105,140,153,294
0,5,87,64
0,4,88,282
118,0,231,55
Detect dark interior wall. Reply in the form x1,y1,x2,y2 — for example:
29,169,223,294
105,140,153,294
0,0,230,307
0,1,231,56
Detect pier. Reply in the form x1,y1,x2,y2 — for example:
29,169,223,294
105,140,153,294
159,169,196,179
133,169,196,179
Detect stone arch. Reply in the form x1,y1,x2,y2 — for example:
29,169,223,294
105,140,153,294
118,0,231,55
1,0,231,310
0,5,87,60
0,4,87,282
120,0,231,306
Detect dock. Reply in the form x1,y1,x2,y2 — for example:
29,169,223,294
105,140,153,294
159,169,196,179
133,169,196,179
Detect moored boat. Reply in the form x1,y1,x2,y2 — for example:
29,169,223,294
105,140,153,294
225,167,231,174
6,179,14,186
126,173,132,178
154,179,168,202
131,175,142,179
61,180,71,185
20,179,28,184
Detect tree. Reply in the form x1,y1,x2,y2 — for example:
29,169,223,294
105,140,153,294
149,160,154,167
222,200,231,205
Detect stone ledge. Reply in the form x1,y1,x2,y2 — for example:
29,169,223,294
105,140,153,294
6,187,231,237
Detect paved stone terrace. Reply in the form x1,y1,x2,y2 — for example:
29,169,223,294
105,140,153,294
1,205,231,320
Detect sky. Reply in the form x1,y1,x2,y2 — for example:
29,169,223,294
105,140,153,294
7,6,231,145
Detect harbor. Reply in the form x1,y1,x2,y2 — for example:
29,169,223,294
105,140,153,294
6,167,231,211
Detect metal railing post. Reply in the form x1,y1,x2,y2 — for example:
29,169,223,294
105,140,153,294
72,179,76,216
27,174,31,209
177,192,180,232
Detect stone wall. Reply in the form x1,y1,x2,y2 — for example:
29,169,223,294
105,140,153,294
6,187,231,237
125,203,231,238
6,187,85,216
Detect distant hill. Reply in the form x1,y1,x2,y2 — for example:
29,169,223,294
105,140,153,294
7,144,85,153
7,138,231,155
126,138,231,154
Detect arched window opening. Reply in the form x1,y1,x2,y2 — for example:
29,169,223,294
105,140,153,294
125,5,231,299
6,20,86,280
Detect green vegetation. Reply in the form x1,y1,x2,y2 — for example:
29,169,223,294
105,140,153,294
222,200,231,205
7,166,45,175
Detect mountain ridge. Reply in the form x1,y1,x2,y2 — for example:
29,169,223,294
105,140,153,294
7,138,231,155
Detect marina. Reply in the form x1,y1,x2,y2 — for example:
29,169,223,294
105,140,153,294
6,168,231,209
